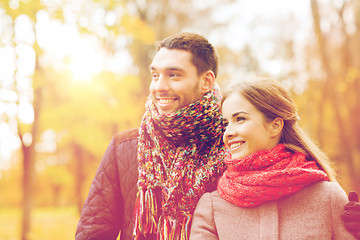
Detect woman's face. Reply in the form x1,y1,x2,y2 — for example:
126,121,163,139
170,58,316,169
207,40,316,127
222,92,280,159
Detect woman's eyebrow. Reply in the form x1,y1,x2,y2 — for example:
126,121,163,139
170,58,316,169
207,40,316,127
231,111,248,118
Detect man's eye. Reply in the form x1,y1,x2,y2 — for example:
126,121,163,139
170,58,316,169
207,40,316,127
152,73,159,79
170,73,179,78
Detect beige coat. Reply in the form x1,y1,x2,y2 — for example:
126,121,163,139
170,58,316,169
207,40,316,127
190,181,355,240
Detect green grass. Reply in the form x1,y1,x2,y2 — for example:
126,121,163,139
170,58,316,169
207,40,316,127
0,207,79,240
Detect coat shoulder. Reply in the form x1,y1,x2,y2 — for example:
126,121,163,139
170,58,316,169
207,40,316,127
114,128,139,143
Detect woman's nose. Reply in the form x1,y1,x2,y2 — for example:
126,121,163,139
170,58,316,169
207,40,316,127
224,124,236,139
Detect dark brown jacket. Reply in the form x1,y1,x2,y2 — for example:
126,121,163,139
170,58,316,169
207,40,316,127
75,128,139,240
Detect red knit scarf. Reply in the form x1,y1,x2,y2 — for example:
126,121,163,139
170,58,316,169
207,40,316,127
134,85,227,240
217,144,329,207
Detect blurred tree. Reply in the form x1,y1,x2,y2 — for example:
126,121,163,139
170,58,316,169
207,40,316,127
38,68,144,213
0,0,47,239
309,0,360,193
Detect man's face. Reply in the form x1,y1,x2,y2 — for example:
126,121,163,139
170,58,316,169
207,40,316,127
149,48,205,115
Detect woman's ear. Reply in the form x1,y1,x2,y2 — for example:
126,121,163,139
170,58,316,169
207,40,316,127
201,70,215,94
270,118,284,138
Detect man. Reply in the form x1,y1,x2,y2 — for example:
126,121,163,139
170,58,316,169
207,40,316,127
76,32,226,240
75,32,360,240
343,191,360,239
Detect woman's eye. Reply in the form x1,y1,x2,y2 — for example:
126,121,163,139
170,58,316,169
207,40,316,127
222,121,228,127
236,116,246,122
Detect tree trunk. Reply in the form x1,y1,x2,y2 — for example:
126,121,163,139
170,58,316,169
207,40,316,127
20,62,43,240
73,142,85,214
21,144,34,240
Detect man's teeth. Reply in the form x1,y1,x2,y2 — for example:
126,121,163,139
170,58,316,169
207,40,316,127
159,98,176,104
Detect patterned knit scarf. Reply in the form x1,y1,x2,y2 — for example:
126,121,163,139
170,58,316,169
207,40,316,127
217,144,329,207
134,85,227,240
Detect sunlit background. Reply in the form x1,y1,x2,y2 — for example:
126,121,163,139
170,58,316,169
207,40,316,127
1,0,359,239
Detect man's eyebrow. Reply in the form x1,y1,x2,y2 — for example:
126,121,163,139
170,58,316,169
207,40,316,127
149,66,185,72
168,67,184,72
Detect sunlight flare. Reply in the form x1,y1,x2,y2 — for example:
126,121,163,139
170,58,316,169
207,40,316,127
67,38,104,82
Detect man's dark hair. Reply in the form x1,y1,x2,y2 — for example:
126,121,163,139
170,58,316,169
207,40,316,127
158,32,218,77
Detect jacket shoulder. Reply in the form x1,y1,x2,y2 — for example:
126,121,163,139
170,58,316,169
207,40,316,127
114,128,139,144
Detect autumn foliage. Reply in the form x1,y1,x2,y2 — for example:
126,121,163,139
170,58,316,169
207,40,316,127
0,0,359,239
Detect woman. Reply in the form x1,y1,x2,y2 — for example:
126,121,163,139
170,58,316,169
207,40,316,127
190,79,355,239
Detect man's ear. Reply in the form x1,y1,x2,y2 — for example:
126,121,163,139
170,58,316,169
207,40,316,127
201,70,215,94
270,118,284,138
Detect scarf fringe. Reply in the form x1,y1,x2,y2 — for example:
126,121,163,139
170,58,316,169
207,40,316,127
134,189,192,240
134,189,158,239
158,214,192,240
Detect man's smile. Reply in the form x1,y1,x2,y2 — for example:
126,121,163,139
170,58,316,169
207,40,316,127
157,97,177,106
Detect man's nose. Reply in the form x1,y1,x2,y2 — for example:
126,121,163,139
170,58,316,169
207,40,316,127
155,75,169,91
